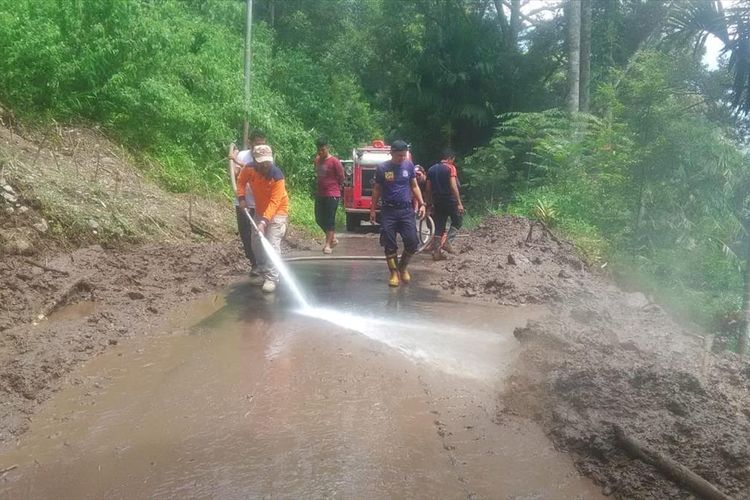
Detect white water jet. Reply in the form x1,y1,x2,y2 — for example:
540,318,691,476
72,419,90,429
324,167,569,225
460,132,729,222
259,236,310,308
245,209,515,380
243,208,309,309
298,306,514,380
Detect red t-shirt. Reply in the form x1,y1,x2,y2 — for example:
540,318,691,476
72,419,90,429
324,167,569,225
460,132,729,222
315,155,345,197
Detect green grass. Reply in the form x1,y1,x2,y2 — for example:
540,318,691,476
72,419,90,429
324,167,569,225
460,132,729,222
288,195,319,237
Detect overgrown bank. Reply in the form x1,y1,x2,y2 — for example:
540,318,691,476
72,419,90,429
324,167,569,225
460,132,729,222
0,119,235,254
463,51,750,342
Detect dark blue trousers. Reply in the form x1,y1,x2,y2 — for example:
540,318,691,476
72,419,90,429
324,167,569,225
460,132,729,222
433,199,463,238
235,206,257,266
380,207,419,255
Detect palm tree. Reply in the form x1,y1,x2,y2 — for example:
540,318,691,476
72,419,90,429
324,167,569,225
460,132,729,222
668,0,750,113
669,1,750,355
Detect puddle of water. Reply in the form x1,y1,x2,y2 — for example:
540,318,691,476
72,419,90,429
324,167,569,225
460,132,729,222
45,301,97,322
0,260,604,499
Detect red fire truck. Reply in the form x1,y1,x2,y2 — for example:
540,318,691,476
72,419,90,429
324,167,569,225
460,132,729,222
342,140,407,231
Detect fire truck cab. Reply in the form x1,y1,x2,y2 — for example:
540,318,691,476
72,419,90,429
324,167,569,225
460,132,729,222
343,140,412,231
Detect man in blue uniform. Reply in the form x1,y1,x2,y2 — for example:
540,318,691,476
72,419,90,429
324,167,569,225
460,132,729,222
369,140,427,287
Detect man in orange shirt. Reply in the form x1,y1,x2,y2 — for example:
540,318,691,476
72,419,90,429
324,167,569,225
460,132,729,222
232,144,289,293
230,130,267,277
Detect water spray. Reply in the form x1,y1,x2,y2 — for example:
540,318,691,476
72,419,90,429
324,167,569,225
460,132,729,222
243,208,310,309
239,200,500,381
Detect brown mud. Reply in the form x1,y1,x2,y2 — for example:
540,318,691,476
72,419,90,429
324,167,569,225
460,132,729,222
0,232,315,442
428,215,750,499
1,202,749,497
0,242,240,440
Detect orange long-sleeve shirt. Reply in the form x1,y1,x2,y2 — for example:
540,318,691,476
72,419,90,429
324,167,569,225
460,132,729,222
236,164,289,222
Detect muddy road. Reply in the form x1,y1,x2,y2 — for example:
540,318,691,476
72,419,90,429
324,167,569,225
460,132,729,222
0,253,603,498
1,217,749,498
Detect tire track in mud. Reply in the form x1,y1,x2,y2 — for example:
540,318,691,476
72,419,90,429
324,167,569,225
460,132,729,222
418,375,478,500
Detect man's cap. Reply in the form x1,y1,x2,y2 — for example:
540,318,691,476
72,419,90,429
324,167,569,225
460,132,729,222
253,144,273,163
391,140,409,152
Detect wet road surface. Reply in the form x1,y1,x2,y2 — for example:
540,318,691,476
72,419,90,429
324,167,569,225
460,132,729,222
0,242,604,499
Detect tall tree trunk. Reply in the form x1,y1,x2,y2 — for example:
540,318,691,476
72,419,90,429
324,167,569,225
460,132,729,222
580,0,591,113
567,0,581,113
509,0,521,48
741,236,750,356
492,0,524,50
492,0,509,41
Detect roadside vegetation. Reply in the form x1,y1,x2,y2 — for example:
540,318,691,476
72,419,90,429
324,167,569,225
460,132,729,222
1,0,750,348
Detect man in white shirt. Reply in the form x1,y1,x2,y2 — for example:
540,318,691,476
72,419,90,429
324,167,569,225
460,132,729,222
230,130,266,277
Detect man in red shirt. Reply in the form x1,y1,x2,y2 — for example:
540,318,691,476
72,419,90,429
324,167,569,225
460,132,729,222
426,148,465,260
314,137,345,254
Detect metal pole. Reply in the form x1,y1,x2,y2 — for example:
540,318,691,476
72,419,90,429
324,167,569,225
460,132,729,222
242,0,253,148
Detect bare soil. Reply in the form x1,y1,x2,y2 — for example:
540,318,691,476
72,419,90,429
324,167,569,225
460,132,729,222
428,215,750,499
0,242,238,440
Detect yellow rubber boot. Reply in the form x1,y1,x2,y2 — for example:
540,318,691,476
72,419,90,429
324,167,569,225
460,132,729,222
399,251,414,284
386,254,400,287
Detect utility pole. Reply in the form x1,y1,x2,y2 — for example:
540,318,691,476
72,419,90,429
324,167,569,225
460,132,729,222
242,0,253,148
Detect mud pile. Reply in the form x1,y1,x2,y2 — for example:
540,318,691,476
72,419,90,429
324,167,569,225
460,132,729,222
429,215,588,305
429,215,750,498
0,241,248,440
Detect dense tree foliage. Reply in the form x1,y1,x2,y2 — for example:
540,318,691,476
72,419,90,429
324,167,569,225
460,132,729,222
0,0,381,192
2,0,750,346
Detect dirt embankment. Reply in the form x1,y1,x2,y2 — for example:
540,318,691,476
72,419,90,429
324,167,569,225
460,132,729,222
0,116,233,254
428,215,750,499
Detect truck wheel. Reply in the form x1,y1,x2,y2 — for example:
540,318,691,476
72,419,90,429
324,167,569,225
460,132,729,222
346,213,360,232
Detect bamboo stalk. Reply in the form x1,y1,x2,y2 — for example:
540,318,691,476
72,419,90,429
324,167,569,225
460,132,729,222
23,258,69,276
613,425,733,500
